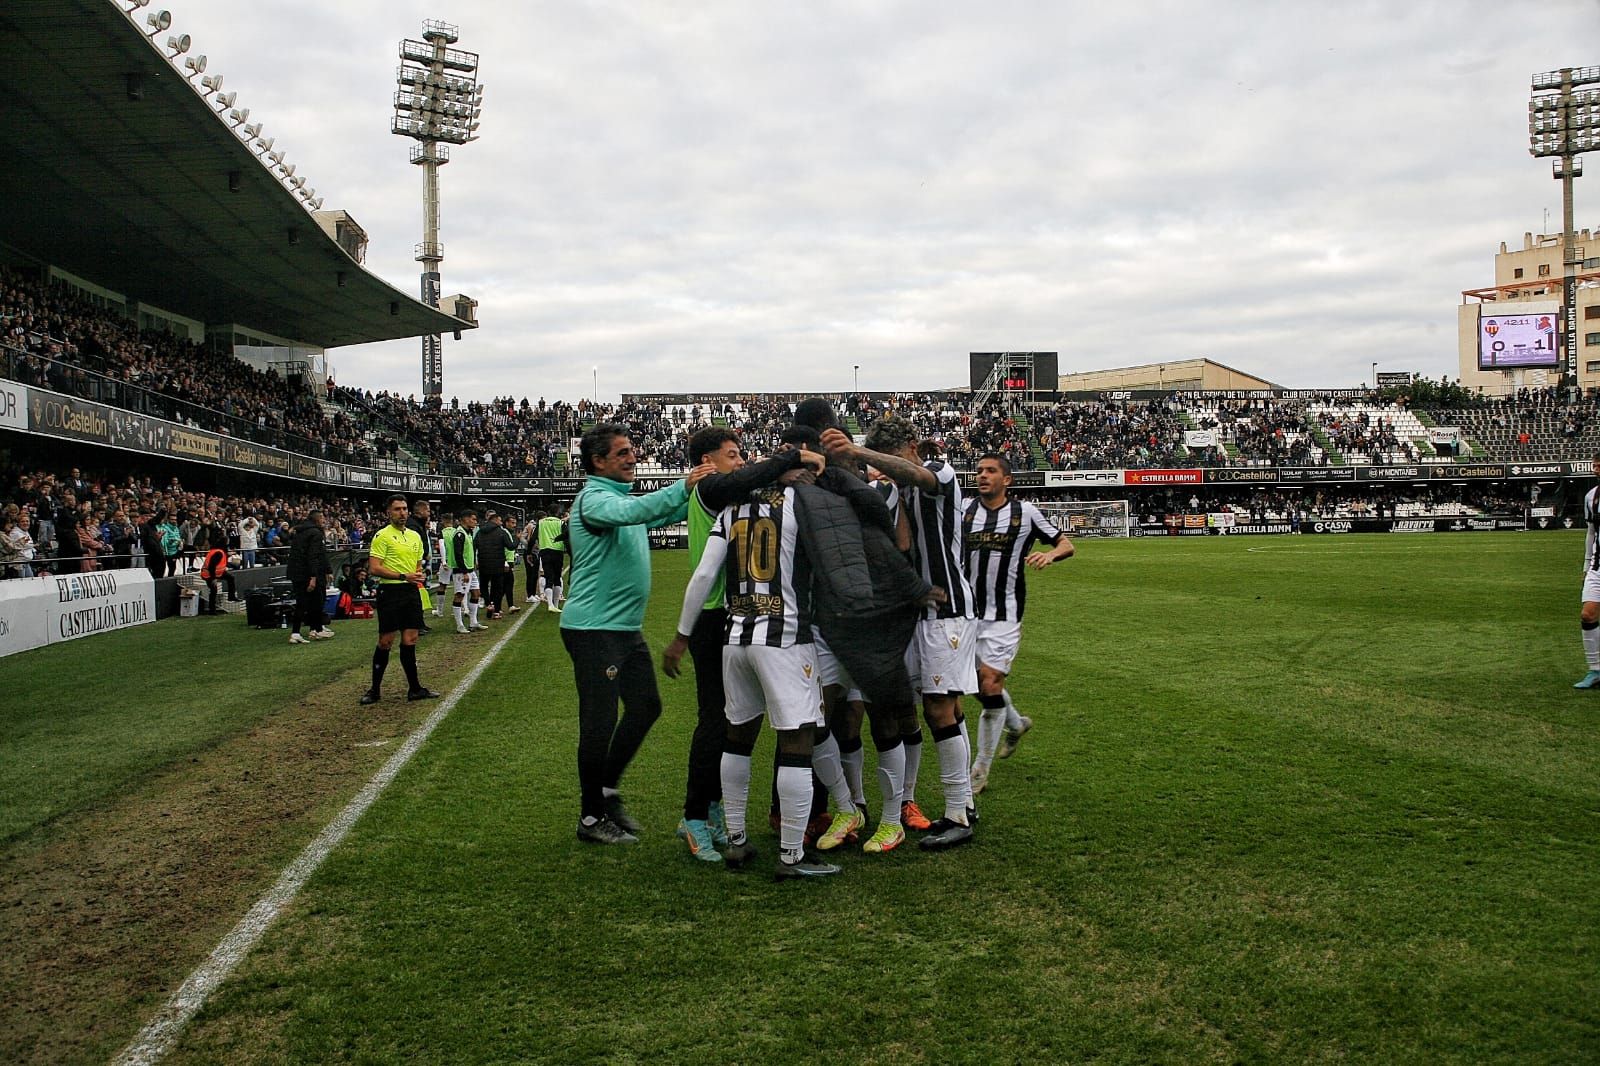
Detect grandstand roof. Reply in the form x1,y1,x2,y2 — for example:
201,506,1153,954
0,0,475,348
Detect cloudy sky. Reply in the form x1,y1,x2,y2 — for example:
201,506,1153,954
162,0,1597,400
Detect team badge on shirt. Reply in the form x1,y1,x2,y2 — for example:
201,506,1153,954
802,663,813,679
605,665,618,680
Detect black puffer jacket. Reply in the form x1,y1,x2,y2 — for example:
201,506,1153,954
286,520,328,584
794,465,931,623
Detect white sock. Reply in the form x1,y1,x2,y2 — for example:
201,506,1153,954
900,732,922,805
811,732,855,814
875,743,905,827
840,744,866,807
452,605,464,629
1585,623,1600,669
720,752,751,843
1003,689,1023,730
957,714,975,798
551,584,562,606
776,764,812,858
934,729,972,824
976,703,1006,767
468,600,480,625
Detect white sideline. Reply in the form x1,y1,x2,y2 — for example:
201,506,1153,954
113,608,536,1066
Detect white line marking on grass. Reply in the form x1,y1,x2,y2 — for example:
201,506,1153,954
113,610,536,1066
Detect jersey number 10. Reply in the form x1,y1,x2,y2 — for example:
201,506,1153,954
729,516,778,582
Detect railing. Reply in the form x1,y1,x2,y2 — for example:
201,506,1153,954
0,342,428,474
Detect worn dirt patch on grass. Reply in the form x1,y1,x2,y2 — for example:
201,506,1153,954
0,620,525,1066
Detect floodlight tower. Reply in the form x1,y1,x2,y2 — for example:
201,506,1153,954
1528,66,1600,392
392,20,483,400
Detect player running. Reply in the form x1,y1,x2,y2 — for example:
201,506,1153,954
1576,454,1600,689
962,453,1074,791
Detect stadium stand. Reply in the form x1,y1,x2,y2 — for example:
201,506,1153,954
1,268,401,469
1,462,386,578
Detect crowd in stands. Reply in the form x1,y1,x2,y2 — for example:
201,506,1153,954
847,393,1040,469
1312,408,1419,464
1191,399,1320,466
1,463,384,578
9,267,1600,477
0,268,383,465
1031,398,1187,470
330,387,599,477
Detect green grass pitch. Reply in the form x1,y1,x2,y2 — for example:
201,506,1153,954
6,533,1599,1063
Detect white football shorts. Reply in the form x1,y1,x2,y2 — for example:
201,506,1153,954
722,643,825,732
903,616,979,696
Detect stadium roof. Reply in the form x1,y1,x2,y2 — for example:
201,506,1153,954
0,0,475,348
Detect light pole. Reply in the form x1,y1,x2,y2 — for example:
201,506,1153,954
1372,362,1378,389
393,20,484,400
1529,65,1600,392
853,365,859,393
593,366,599,405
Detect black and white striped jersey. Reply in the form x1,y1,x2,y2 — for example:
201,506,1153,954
904,460,973,621
963,498,1063,622
1586,486,1600,571
712,486,814,647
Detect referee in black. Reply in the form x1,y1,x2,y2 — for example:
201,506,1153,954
362,494,440,705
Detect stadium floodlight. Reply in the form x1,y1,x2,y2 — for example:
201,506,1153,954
254,136,274,154
122,0,150,8
164,33,189,57
307,197,323,210
393,19,484,398
199,72,222,97
183,53,206,79
227,107,249,127
267,149,284,166
241,121,261,140
1527,65,1600,391
144,10,170,37
213,90,236,110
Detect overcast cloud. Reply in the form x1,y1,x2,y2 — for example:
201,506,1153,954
161,0,1599,400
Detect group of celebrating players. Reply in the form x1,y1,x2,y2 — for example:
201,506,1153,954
562,398,1073,882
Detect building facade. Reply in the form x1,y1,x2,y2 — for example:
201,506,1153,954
1458,229,1600,396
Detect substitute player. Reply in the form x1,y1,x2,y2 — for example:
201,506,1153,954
824,418,977,851
445,509,487,633
963,453,1074,791
1576,454,1600,688
360,494,439,706
536,509,567,612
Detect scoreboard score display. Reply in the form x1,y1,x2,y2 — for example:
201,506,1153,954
1478,311,1559,370
969,352,1059,393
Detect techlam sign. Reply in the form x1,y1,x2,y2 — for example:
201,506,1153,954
1123,469,1203,486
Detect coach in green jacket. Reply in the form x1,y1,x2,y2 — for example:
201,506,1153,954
562,422,713,846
